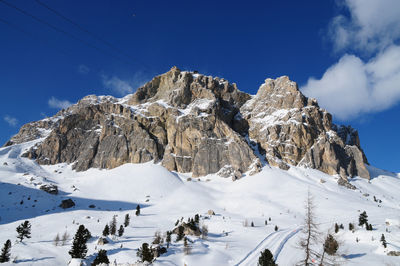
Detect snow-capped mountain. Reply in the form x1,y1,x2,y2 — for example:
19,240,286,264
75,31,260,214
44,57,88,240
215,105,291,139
6,67,368,181
0,67,399,265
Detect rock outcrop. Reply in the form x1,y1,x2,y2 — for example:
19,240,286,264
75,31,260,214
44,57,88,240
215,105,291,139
5,67,370,179
240,76,369,179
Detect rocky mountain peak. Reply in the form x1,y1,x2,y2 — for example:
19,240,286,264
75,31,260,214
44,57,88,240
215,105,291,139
5,68,370,180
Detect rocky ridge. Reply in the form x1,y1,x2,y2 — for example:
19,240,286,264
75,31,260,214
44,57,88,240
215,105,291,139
5,67,370,179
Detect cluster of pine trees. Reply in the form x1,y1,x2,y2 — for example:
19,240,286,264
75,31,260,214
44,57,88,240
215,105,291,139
0,220,32,263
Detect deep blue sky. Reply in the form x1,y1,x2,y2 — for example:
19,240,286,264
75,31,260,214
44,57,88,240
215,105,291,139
0,0,398,172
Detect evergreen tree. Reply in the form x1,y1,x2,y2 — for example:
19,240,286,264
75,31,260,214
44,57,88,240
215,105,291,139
110,215,117,236
339,224,344,229
175,219,179,226
118,225,124,237
166,231,172,248
92,249,109,266
320,234,339,266
358,211,368,227
274,225,278,232
265,220,268,225
194,214,200,224
349,223,354,231
102,224,110,236
124,214,130,227
324,234,339,255
381,234,387,248
176,225,185,242
365,223,372,231
0,240,11,263
136,205,141,216
69,225,89,259
258,248,276,266
82,227,91,242
16,220,31,242
334,223,339,233
137,243,153,262
251,221,254,227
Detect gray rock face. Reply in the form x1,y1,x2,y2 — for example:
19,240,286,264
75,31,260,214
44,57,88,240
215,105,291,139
6,67,370,179
240,76,369,179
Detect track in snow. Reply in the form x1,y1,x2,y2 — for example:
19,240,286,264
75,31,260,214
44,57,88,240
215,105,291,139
234,227,301,266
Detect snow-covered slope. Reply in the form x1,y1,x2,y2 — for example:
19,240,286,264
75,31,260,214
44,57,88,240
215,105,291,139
0,142,399,265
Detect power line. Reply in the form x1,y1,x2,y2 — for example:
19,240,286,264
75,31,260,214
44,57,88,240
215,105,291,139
0,0,138,68
0,16,72,56
35,0,144,68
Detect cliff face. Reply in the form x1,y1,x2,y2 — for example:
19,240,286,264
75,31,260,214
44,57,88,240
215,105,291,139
5,67,370,179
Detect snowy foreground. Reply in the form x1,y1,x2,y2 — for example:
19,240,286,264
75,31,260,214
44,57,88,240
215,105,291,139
0,141,399,265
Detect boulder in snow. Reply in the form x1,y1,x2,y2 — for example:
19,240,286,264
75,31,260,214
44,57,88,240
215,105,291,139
59,198,75,209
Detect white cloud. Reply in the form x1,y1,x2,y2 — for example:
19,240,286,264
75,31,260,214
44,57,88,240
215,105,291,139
78,64,90,74
4,115,18,127
330,0,400,52
48,97,73,109
302,46,400,120
302,0,400,120
102,72,148,96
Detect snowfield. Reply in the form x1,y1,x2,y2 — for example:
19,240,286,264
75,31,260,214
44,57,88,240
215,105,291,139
0,141,399,265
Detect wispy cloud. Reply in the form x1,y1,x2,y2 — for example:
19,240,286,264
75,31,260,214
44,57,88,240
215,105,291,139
101,72,149,96
48,97,73,109
301,0,400,120
78,64,90,74
3,115,18,127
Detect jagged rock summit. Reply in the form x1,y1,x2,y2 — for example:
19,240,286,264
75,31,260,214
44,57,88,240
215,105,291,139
5,67,370,180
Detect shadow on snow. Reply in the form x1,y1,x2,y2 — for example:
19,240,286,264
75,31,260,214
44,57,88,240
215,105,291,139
0,182,149,225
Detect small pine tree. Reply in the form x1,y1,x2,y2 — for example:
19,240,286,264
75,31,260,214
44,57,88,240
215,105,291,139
16,220,31,242
183,237,191,255
269,217,271,221
61,231,69,246
334,223,339,233
358,211,368,227
274,225,278,232
258,248,276,266
118,225,124,237
103,224,110,236
69,225,89,259
320,234,339,265
175,219,179,226
380,234,387,248
0,240,11,263
324,234,339,255
349,223,354,231
137,243,153,262
194,214,200,224
92,249,109,266
136,205,141,216
265,220,268,225
166,231,172,248
53,233,60,246
176,225,185,242
251,221,254,227
110,215,117,236
124,214,130,227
